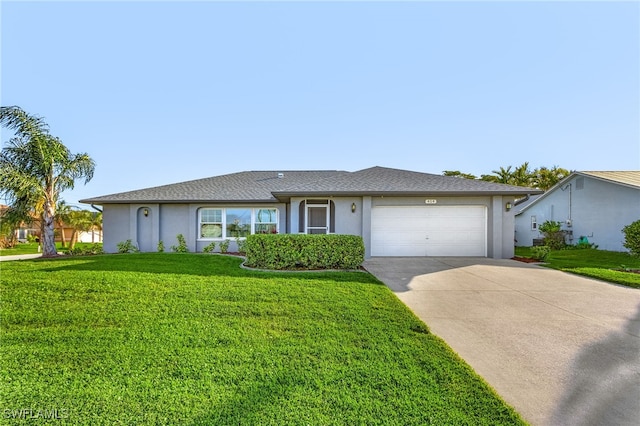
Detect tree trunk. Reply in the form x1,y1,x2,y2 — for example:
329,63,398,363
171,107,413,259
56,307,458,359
60,226,67,247
41,200,58,257
69,230,78,250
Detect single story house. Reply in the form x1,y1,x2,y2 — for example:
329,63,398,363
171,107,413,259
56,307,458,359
514,171,640,252
80,166,542,258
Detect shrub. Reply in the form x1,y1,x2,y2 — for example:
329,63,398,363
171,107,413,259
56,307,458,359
530,245,550,261
157,240,165,253
170,234,189,253
203,241,216,253
622,220,640,257
116,239,139,254
538,220,566,250
244,234,365,270
68,244,104,256
219,239,230,253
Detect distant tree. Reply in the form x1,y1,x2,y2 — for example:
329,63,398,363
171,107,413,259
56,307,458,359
511,162,532,187
88,210,103,244
532,166,570,190
443,170,477,180
460,162,570,190
481,166,513,184
65,209,102,249
55,200,73,248
0,106,95,257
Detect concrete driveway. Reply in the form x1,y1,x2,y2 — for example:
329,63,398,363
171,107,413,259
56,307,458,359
363,257,640,426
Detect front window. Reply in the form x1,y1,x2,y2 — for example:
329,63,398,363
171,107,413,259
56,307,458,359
255,208,278,234
200,209,223,238
198,207,278,239
226,209,251,238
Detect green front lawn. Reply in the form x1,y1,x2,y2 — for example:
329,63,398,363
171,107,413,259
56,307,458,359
515,247,640,288
0,254,525,425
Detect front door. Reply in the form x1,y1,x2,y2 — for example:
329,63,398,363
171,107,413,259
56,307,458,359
307,205,328,234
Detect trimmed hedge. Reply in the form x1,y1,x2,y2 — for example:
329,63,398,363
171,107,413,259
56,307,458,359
244,234,365,270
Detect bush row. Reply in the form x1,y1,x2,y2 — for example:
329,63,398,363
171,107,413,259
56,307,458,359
243,234,364,270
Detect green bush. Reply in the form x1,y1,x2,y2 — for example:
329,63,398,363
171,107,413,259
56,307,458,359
116,239,139,254
538,220,566,250
202,241,216,253
170,234,189,253
157,240,165,253
244,234,365,270
68,243,104,256
622,220,640,257
219,239,230,253
530,245,550,261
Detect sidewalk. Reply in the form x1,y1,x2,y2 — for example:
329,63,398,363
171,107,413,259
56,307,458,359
0,253,43,261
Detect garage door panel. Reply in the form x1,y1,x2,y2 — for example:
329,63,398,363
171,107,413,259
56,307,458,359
371,206,486,257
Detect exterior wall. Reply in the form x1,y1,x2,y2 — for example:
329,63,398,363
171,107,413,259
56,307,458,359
160,204,190,251
515,175,640,252
102,204,131,253
102,203,287,253
101,195,518,259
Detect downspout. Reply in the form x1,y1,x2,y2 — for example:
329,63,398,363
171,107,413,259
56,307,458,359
90,204,103,213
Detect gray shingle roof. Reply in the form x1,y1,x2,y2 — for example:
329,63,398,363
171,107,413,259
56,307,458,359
80,166,541,204
273,166,540,196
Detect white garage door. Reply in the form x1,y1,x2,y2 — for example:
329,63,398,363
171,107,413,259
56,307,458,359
371,206,487,256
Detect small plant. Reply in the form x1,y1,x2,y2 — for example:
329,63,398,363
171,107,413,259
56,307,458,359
219,239,230,253
235,237,246,255
157,240,165,253
622,220,640,257
170,234,189,253
203,241,216,253
531,245,550,261
116,239,139,254
538,220,566,250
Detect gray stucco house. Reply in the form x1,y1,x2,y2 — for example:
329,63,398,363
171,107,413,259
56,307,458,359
514,171,640,252
80,166,542,258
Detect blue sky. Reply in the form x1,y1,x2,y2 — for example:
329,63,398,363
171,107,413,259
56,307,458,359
2,1,639,207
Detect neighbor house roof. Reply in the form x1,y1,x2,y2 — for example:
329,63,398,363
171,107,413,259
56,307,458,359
80,166,542,204
515,170,640,214
579,171,640,189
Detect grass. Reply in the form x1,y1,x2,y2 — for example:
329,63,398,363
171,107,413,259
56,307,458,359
0,253,525,425
515,246,640,288
0,242,101,256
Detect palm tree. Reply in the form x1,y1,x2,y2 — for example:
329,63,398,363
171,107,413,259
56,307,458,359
88,210,103,243
0,106,95,257
55,200,73,248
481,166,513,184
66,210,93,250
533,166,570,190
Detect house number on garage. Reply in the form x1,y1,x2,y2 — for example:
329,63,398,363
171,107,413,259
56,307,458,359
425,199,437,204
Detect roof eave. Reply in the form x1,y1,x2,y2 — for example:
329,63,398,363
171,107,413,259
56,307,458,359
272,189,543,198
79,198,279,205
